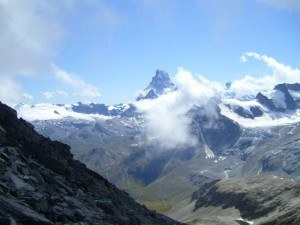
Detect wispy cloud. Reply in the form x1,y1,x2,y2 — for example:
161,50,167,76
53,65,101,100
229,52,300,97
56,90,69,97
21,93,34,101
43,90,68,99
43,91,54,99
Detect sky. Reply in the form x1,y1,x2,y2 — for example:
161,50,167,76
0,0,300,106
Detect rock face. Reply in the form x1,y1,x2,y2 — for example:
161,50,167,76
192,175,300,225
191,104,241,155
0,102,183,225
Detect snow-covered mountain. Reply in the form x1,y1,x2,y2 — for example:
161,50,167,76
136,69,175,101
16,102,137,121
16,69,300,129
221,83,300,127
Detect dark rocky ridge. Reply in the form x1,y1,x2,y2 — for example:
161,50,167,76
0,102,183,225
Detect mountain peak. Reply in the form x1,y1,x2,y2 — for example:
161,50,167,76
137,69,175,101
154,69,170,80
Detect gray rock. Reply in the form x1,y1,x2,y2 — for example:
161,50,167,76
0,125,6,144
74,209,86,221
5,171,34,193
0,196,53,224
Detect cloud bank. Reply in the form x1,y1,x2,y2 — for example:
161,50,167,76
135,68,223,149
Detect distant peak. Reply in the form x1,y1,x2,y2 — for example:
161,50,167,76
154,69,170,79
136,69,175,101
149,69,174,90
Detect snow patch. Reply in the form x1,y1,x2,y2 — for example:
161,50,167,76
204,145,215,159
289,90,300,101
262,90,287,109
236,218,254,225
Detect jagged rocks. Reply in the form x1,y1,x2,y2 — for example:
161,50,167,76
0,195,53,225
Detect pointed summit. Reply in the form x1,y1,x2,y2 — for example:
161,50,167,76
137,70,175,101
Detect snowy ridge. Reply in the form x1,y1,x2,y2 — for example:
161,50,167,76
17,103,114,121
220,103,300,128
220,82,300,127
16,102,134,122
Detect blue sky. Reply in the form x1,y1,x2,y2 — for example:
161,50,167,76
0,0,300,105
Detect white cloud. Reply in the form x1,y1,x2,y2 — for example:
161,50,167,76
43,91,54,99
21,93,34,101
0,77,33,106
0,0,65,77
257,0,300,12
0,77,22,107
240,55,247,63
229,52,300,98
53,65,101,99
43,90,69,99
135,68,223,149
56,90,69,97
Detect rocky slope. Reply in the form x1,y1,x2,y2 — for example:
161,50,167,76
192,175,300,225
0,102,183,225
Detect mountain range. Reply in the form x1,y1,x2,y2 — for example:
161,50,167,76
13,70,300,224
